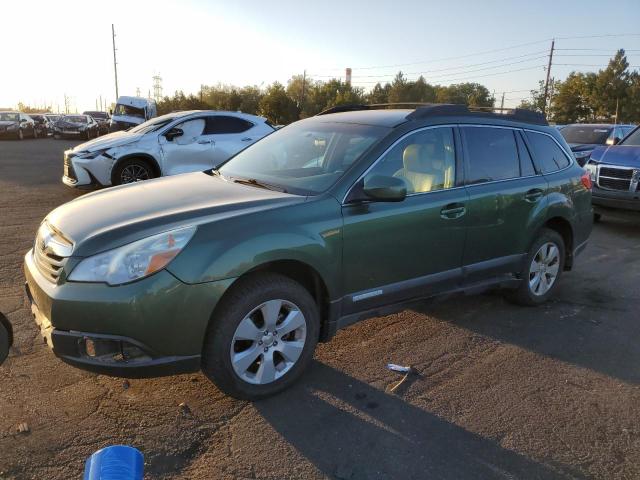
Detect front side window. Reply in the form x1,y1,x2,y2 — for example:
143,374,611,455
172,118,205,145
219,120,389,195
366,127,456,194
463,127,519,184
0,113,20,122
525,131,571,173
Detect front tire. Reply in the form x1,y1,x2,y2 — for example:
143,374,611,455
202,273,320,400
508,228,565,306
112,158,155,185
16,129,23,140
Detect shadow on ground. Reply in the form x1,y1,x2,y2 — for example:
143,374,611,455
257,361,584,480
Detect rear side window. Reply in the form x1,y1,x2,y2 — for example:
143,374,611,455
515,131,536,176
205,116,253,134
525,131,571,173
462,127,519,184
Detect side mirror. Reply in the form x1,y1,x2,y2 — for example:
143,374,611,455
362,175,407,202
20,118,27,123
606,136,621,146
165,127,184,141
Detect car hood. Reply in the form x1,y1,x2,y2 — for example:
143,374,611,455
590,145,640,168
71,130,143,153
0,121,18,127
569,143,602,152
45,172,304,257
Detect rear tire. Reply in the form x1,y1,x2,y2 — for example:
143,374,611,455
202,273,320,400
0,320,9,365
112,158,155,185
507,228,565,306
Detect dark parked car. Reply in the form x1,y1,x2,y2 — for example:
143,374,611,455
0,111,37,139
29,114,51,138
83,111,110,135
584,125,640,220
561,123,635,166
53,114,100,140
24,104,592,399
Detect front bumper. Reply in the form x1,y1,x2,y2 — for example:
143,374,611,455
24,249,235,378
62,151,112,188
592,187,640,212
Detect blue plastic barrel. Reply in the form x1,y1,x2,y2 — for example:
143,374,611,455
83,445,144,480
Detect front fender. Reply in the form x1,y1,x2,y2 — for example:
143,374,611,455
167,197,343,298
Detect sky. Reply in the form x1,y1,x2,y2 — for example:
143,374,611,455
2,0,640,113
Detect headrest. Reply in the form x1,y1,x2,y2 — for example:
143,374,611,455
403,144,422,171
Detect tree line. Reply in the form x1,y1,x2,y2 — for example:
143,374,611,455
157,73,494,124
519,49,640,124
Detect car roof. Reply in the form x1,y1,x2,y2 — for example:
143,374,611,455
312,109,412,127
565,123,635,128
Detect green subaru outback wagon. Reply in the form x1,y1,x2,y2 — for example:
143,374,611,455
25,104,593,399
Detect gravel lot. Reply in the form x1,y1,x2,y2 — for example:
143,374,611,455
0,138,639,479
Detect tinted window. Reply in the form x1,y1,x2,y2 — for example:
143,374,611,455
463,127,519,184
560,125,611,144
515,131,536,176
205,116,253,134
525,131,571,173
366,127,456,194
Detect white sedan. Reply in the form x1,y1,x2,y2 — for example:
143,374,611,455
62,110,275,188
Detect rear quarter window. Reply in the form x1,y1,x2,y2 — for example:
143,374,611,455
525,131,571,173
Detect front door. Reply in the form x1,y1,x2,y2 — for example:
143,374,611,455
160,117,216,176
341,126,468,313
460,126,549,283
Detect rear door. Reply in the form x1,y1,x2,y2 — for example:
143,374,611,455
205,115,258,166
460,126,548,284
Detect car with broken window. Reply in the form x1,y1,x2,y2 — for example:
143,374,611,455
25,104,592,399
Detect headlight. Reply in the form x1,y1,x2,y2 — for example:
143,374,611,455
584,163,597,181
79,148,111,159
68,226,196,285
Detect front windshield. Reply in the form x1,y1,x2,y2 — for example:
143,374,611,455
0,112,19,122
129,114,178,134
84,111,107,119
65,115,87,123
219,120,390,195
561,126,612,145
620,127,640,146
114,103,145,119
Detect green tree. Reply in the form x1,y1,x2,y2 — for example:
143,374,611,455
435,83,494,107
591,49,629,122
259,82,298,124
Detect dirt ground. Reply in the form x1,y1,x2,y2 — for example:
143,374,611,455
1,138,639,479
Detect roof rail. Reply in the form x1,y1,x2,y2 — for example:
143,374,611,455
316,103,548,125
407,104,548,125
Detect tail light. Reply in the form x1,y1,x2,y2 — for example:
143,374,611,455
581,171,593,190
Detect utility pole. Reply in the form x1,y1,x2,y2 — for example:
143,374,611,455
112,24,119,100
542,39,555,115
614,97,619,124
500,92,505,110
300,70,307,117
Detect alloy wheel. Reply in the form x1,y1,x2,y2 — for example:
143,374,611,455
529,242,560,296
120,164,150,183
230,299,307,385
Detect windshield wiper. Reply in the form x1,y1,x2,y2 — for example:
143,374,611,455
232,177,288,193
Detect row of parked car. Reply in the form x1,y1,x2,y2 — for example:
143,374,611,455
555,122,640,220
0,111,111,140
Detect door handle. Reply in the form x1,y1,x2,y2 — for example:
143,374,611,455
197,140,212,145
440,203,466,219
524,188,544,202
241,137,253,142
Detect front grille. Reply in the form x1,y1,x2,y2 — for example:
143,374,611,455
598,177,631,191
600,167,633,179
63,154,77,181
33,245,65,282
597,166,634,191
33,223,72,283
